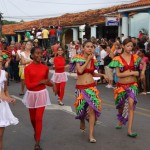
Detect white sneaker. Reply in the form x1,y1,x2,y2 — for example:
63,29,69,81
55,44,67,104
107,85,113,88
105,84,109,88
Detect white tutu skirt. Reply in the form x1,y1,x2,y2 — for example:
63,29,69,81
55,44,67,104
51,72,68,83
22,89,51,108
0,100,19,127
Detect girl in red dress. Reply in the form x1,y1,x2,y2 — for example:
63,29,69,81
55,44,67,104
51,47,69,106
22,47,57,150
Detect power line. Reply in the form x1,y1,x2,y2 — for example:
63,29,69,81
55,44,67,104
7,0,35,20
25,0,136,5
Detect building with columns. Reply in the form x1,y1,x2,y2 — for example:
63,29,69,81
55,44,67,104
2,0,150,44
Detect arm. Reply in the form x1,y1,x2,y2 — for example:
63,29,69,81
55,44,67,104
4,72,15,103
16,52,20,61
4,72,10,97
93,72,109,82
20,55,32,65
45,68,53,87
76,54,93,74
140,61,146,80
116,67,139,78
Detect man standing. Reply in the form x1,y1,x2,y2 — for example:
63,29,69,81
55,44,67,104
42,27,49,49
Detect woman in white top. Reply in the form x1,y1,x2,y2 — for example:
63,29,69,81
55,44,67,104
0,56,18,150
19,41,33,95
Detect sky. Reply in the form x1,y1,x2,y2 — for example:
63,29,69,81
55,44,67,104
0,0,137,22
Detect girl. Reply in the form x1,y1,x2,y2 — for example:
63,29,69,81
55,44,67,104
108,38,146,138
0,56,19,150
19,41,33,95
51,47,69,106
138,49,148,95
22,47,57,150
104,45,114,88
70,40,108,143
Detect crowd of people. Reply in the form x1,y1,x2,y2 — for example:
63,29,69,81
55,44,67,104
24,26,62,49
0,32,150,149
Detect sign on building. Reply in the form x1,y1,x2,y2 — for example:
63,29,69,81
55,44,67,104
105,17,119,26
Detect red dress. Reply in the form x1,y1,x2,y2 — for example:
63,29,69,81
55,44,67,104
51,56,68,83
22,62,52,108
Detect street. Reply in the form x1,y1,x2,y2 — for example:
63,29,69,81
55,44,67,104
4,72,150,150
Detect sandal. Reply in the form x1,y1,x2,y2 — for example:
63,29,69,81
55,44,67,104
34,144,42,150
115,125,122,129
89,138,96,143
58,101,64,106
127,132,138,138
19,93,24,96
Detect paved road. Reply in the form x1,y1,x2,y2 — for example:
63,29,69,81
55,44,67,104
3,72,150,150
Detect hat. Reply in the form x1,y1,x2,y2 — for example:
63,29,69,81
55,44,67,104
33,39,38,43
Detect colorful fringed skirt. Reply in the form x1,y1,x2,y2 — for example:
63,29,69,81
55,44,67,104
114,82,138,125
74,82,102,121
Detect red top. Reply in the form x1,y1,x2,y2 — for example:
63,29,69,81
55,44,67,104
25,62,52,91
49,29,56,36
120,55,135,72
54,56,65,73
77,59,95,75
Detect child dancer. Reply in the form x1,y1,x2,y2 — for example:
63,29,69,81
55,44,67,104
0,56,18,150
70,40,108,143
109,38,146,138
22,47,57,150
51,47,69,106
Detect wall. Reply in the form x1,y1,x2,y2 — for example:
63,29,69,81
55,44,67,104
129,13,149,37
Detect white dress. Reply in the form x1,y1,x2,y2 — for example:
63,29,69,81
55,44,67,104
0,70,19,127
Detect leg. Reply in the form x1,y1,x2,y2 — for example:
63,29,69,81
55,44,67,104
80,119,85,131
59,82,66,101
88,106,96,141
55,83,60,99
20,79,25,94
116,107,124,129
128,97,135,135
143,78,147,93
0,127,5,150
29,108,36,131
35,107,45,145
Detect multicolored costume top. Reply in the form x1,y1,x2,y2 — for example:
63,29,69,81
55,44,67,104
69,55,99,73
70,55,101,121
108,54,141,125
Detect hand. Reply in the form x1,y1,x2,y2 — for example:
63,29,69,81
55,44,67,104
132,71,139,77
65,64,70,68
52,84,58,96
39,79,49,85
0,94,16,104
87,54,94,61
103,74,109,83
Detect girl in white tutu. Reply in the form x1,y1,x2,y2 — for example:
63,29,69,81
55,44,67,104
0,56,18,150
22,47,57,150
51,47,69,106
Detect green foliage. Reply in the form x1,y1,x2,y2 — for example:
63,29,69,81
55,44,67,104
2,20,18,25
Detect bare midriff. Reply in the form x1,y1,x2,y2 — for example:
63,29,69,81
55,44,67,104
118,74,137,84
76,73,95,85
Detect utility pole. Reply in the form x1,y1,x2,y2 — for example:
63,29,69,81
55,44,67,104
0,12,3,39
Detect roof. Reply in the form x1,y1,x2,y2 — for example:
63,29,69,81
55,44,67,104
2,0,150,35
2,5,120,35
118,0,150,9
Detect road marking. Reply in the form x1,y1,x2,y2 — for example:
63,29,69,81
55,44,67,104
11,95,73,113
11,95,105,126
